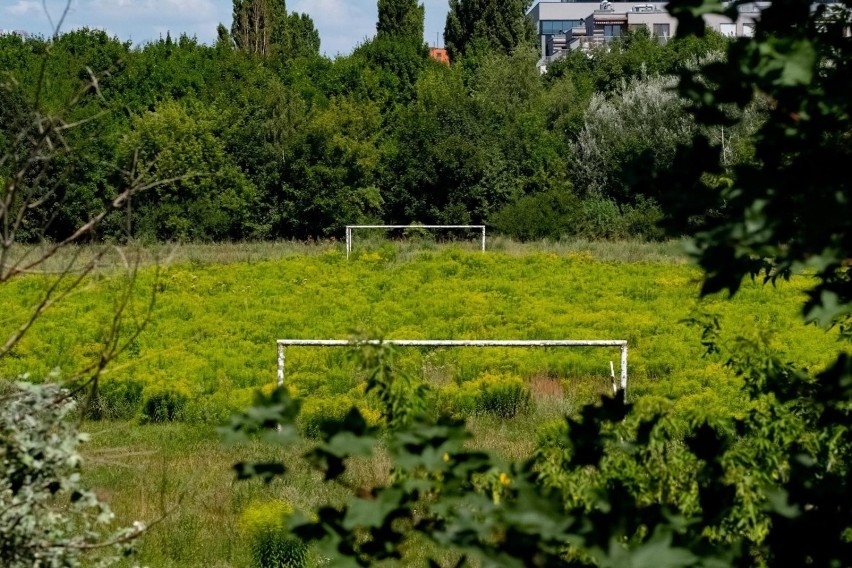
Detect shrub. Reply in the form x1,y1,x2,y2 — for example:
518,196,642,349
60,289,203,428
140,381,191,423
182,388,255,424
239,500,308,568
474,373,532,418
439,373,532,419
0,382,142,567
574,197,628,239
489,188,583,241
571,75,695,203
299,395,353,437
88,377,145,420
491,189,665,241
621,195,665,240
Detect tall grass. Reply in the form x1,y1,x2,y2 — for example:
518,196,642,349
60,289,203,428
0,243,835,424
83,398,573,567
6,237,689,274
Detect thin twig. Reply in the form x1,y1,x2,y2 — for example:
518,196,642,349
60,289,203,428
0,249,103,358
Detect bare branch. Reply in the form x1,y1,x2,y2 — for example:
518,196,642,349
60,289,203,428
63,256,161,417
0,248,103,359
2,174,194,283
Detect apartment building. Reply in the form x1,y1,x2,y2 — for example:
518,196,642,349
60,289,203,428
528,1,768,69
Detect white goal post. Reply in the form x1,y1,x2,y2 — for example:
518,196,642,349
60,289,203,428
345,225,486,259
276,339,629,398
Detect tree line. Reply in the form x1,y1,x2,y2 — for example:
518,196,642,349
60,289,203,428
1,0,737,243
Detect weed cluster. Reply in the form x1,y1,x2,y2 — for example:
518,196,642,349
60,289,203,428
0,246,836,429
239,501,309,568
437,372,532,419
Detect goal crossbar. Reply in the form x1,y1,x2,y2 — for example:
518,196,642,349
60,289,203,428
345,225,486,259
276,339,628,396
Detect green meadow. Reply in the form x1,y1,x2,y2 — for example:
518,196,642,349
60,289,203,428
0,240,839,566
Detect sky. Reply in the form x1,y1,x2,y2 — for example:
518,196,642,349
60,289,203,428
0,0,452,56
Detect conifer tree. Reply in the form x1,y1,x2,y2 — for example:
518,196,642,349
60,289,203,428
216,23,232,49
377,0,425,44
285,12,320,58
444,0,535,61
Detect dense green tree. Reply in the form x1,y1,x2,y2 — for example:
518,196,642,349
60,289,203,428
351,38,429,106
382,48,563,224
116,35,223,110
215,23,232,49
444,0,535,61
231,0,287,56
547,27,728,94
230,0,318,61
377,0,425,44
283,13,320,59
572,75,696,201
0,1,752,243
284,96,386,236
120,100,260,241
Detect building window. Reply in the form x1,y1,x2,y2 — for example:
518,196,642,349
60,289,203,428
540,20,584,35
653,23,670,38
743,23,755,37
604,24,623,38
720,23,737,37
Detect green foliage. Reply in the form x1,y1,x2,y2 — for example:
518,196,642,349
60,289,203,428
0,382,142,567
384,48,570,224
229,377,732,566
231,0,288,57
377,0,425,44
227,333,843,566
547,28,727,94
349,341,428,429
440,372,532,419
473,373,531,418
572,75,695,201
141,381,191,423
299,394,381,438
352,35,429,104
491,189,665,241
444,0,536,61
280,95,386,236
230,0,320,61
668,1,852,314
120,100,260,241
661,2,852,556
239,500,309,568
2,14,727,241
282,13,320,60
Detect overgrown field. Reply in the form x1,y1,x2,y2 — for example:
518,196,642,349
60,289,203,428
0,241,840,566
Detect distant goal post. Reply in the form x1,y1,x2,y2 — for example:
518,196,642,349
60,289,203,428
276,339,629,398
345,225,486,259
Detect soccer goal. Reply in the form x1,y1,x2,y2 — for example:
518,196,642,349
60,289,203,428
276,339,629,398
345,225,486,259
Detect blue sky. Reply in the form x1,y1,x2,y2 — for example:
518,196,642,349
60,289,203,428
0,0,451,56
